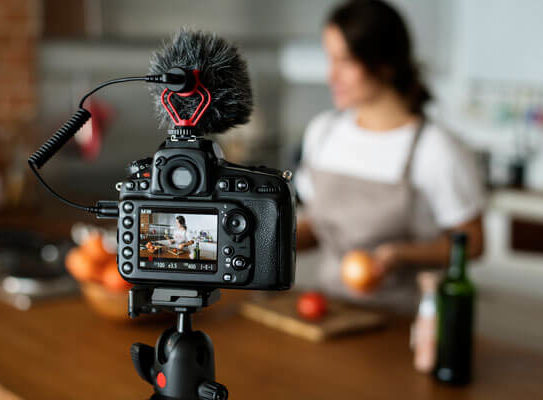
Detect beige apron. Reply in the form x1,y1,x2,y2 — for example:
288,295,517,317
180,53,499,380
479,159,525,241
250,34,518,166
304,115,426,313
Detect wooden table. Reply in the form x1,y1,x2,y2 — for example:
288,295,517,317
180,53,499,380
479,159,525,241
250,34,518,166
0,291,542,400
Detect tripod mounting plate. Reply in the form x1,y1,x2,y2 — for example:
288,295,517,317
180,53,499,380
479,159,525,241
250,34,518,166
129,286,220,318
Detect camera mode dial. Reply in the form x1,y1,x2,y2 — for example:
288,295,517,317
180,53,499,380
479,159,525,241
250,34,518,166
127,157,152,178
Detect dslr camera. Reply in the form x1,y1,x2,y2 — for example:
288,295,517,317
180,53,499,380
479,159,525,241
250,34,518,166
116,135,296,290
28,31,296,293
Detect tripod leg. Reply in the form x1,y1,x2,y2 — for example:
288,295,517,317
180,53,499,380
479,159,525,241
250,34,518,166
131,342,155,384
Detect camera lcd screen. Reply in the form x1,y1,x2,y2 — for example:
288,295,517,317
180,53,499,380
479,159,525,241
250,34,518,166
138,208,218,273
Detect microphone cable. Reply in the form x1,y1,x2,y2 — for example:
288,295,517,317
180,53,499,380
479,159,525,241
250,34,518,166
28,74,187,216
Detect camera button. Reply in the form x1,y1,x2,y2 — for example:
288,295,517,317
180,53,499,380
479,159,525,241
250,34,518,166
122,217,134,228
139,180,149,190
222,246,234,256
126,181,135,190
217,179,230,191
235,178,249,192
122,232,133,244
223,273,233,282
122,262,133,274
122,202,134,213
122,247,134,258
232,256,247,270
225,257,231,263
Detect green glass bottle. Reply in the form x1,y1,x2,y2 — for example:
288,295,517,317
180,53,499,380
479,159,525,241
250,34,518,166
434,232,475,385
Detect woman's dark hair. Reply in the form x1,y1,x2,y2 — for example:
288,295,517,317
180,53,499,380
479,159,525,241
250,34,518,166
176,216,186,229
327,0,431,114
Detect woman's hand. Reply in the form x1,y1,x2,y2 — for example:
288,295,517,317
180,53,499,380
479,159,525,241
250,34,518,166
371,216,484,270
372,243,402,275
297,218,318,251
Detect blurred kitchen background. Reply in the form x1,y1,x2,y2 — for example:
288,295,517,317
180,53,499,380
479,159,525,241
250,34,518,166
1,0,543,351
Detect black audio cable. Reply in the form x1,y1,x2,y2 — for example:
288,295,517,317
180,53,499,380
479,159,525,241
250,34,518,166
28,73,188,216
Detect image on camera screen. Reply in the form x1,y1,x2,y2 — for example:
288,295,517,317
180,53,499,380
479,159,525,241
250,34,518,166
138,208,218,273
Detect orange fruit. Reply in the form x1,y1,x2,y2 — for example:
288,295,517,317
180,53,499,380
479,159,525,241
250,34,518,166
65,248,102,282
101,260,131,292
341,250,380,292
80,234,110,263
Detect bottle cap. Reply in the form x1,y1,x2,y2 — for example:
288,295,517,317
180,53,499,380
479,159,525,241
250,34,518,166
450,231,468,246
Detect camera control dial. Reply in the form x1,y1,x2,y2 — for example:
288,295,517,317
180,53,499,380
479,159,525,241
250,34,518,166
222,210,250,242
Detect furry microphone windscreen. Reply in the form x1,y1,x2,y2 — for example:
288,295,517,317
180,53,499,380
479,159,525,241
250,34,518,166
149,28,254,134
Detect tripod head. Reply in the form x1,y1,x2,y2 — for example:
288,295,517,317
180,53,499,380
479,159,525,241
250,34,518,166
129,286,228,400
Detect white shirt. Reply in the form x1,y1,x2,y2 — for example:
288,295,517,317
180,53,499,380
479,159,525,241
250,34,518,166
296,109,486,240
173,228,191,245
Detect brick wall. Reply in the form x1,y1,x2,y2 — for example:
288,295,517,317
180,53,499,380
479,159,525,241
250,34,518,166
0,0,39,129
0,0,40,207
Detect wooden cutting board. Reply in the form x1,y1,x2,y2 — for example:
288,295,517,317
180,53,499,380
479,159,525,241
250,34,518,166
240,292,386,342
0,384,22,400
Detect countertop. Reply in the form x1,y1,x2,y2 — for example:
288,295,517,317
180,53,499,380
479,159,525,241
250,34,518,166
0,291,542,400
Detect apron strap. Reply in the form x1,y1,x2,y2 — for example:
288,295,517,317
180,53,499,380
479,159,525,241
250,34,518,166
401,116,426,181
312,110,340,163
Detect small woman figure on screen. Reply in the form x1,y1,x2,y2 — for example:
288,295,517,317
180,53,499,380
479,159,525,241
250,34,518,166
169,215,194,252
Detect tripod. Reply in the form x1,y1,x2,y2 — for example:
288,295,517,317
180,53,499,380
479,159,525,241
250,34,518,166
128,286,228,400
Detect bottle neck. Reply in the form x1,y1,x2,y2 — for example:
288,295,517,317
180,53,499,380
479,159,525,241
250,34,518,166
448,240,467,280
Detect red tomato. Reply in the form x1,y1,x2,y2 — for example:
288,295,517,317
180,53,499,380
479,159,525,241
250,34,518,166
297,292,328,321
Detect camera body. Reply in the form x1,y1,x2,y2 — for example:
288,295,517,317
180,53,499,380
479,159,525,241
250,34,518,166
116,137,296,290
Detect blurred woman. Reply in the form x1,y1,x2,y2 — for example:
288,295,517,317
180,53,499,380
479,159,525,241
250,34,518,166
296,0,485,312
